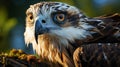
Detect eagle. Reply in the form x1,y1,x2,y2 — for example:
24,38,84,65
24,2,120,67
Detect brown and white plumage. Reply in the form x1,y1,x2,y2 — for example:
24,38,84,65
24,2,120,67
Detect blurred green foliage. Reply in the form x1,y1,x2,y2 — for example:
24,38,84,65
0,7,17,51
0,0,120,52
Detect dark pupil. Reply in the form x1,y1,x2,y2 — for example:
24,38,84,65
59,15,63,19
30,15,33,20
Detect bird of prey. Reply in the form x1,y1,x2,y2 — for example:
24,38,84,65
24,2,120,67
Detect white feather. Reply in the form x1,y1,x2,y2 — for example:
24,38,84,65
50,26,92,46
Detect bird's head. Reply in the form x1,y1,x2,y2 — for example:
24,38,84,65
24,2,93,45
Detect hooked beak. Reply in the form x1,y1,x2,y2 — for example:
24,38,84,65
34,19,61,44
34,20,48,44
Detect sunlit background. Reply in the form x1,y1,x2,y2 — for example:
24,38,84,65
0,0,120,53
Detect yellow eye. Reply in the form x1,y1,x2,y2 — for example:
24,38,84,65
26,13,34,23
56,14,65,22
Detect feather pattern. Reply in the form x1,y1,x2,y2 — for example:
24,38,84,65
24,2,120,67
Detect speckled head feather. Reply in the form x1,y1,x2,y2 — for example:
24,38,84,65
24,2,103,67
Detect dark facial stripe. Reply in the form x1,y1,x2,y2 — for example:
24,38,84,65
67,14,80,26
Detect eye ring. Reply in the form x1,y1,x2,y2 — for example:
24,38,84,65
55,13,65,22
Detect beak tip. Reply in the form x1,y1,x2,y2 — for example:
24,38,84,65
35,33,38,44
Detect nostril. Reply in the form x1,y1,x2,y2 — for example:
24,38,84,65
42,20,46,23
